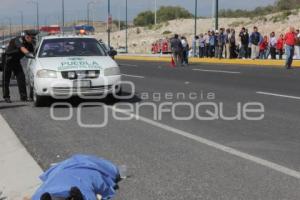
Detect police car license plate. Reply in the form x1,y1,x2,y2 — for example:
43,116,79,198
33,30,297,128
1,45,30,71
73,80,91,88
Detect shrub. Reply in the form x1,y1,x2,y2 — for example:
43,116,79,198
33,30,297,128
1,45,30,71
162,30,172,35
228,21,245,27
133,6,193,27
156,6,193,23
219,0,300,18
133,11,155,27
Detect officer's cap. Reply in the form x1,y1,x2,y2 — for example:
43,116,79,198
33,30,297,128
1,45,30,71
24,29,39,37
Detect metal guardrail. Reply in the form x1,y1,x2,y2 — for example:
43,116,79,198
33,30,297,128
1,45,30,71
0,38,12,44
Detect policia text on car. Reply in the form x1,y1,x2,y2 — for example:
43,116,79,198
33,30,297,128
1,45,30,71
2,30,38,103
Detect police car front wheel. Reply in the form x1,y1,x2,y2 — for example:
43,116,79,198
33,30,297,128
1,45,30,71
33,87,49,107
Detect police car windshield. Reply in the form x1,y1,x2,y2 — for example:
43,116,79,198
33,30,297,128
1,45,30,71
38,38,106,58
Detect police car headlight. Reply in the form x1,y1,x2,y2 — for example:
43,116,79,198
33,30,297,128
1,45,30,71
104,67,120,76
37,69,57,78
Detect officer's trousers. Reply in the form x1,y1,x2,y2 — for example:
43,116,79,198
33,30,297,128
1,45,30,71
2,57,27,99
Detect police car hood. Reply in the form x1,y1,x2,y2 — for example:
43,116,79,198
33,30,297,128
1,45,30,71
37,56,118,71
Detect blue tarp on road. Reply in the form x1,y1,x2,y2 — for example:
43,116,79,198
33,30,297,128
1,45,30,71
32,154,120,200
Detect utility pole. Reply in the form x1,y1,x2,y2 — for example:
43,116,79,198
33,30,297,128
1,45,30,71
125,0,128,53
194,0,197,37
215,0,219,31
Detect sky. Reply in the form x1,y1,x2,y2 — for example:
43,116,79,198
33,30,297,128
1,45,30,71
0,0,276,26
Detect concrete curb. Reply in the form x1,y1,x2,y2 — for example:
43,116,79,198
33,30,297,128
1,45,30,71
0,114,42,200
116,55,300,68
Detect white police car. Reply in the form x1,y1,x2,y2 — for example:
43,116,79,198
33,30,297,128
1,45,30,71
27,35,122,106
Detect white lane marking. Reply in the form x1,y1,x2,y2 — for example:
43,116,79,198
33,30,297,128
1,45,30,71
121,74,145,79
193,69,241,74
257,91,300,100
120,64,138,67
108,106,300,179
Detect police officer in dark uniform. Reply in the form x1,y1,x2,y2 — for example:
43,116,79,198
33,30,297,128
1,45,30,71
2,30,37,103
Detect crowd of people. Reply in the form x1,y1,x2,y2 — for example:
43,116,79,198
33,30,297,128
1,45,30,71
170,26,300,69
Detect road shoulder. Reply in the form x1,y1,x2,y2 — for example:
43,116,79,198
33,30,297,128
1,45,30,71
0,114,42,200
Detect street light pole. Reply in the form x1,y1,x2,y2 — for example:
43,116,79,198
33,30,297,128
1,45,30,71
154,0,157,25
5,18,12,38
87,2,90,25
2,31,4,45
0,22,4,45
118,4,121,31
87,1,97,26
194,0,197,37
108,0,111,47
20,11,24,33
125,0,128,53
5,18,12,39
36,1,39,30
62,0,65,27
28,1,39,30
215,0,219,31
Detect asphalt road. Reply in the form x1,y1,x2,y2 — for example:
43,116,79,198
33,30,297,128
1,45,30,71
1,60,300,200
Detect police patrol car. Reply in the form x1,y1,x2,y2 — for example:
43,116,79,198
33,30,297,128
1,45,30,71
27,34,122,106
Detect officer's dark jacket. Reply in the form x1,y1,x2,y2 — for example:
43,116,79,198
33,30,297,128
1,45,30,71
6,36,34,60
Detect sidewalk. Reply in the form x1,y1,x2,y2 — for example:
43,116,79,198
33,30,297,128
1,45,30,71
116,54,300,68
0,114,42,200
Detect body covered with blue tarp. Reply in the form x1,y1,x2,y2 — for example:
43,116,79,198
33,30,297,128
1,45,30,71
32,154,120,200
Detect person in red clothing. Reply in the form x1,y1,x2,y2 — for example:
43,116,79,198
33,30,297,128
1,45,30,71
259,35,269,59
284,26,297,69
276,34,284,60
